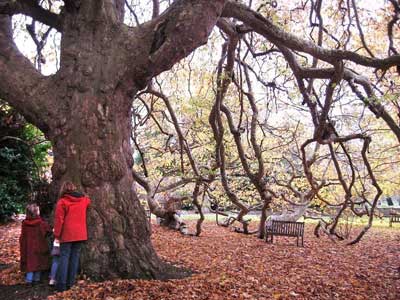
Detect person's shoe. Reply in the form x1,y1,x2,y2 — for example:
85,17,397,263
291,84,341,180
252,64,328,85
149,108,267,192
56,284,66,292
49,279,56,286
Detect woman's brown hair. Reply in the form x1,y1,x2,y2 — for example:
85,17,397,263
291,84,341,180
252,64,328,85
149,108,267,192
60,181,77,196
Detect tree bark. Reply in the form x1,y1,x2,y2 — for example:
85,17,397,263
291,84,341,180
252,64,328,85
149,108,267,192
47,85,167,280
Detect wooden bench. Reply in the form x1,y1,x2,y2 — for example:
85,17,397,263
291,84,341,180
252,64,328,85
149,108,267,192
266,220,304,247
389,215,400,227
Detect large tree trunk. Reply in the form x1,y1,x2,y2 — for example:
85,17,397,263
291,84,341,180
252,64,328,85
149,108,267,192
39,3,172,279
49,88,171,280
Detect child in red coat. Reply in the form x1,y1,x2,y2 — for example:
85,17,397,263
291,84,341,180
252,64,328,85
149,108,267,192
19,203,51,284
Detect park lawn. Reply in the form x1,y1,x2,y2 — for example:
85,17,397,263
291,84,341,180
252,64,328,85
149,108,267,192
178,212,396,228
0,220,399,300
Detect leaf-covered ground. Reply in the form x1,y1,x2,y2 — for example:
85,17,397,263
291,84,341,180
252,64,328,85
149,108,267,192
0,220,399,299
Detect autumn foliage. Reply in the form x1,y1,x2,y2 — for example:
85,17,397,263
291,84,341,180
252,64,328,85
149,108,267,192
0,220,399,299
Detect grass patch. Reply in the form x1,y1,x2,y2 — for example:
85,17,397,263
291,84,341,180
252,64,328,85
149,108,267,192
176,212,400,229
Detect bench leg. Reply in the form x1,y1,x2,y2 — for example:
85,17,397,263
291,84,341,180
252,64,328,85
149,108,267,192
295,234,304,247
266,233,270,243
266,233,273,244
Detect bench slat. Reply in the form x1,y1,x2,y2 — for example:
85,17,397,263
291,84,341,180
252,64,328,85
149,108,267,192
266,220,304,246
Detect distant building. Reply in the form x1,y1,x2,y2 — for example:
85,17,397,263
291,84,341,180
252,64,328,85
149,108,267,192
377,196,400,216
352,196,400,217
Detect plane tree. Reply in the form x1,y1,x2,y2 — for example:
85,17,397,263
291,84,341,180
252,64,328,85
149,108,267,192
1,0,400,280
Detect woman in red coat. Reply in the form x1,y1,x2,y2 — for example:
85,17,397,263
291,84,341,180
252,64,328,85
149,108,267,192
53,181,90,292
20,203,51,284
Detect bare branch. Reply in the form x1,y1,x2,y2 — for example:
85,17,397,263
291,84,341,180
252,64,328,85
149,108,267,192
144,0,226,77
223,1,400,69
350,0,374,57
0,0,62,31
0,16,52,132
152,0,159,19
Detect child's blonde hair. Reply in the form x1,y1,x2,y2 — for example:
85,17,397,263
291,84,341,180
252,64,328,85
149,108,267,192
26,203,40,219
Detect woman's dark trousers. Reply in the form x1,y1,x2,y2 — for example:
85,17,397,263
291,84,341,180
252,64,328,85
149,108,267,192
56,241,82,292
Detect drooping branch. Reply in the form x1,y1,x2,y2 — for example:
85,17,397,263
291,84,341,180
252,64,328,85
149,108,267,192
132,136,148,177
278,45,319,127
314,60,344,141
346,79,400,143
348,137,382,245
268,140,327,227
276,154,325,206
192,181,204,236
301,129,383,243
387,0,400,56
306,0,323,95
131,169,166,217
229,61,277,238
156,178,197,194
209,20,250,228
135,96,173,139
132,87,210,235
327,142,355,236
132,167,200,235
144,88,201,177
276,45,400,142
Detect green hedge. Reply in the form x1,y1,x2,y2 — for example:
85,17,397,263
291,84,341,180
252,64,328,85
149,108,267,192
0,101,51,222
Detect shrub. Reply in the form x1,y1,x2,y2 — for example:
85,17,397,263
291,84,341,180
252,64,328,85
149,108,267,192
0,101,51,222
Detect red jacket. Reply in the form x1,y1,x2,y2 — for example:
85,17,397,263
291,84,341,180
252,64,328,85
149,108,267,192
54,192,91,243
19,217,51,272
